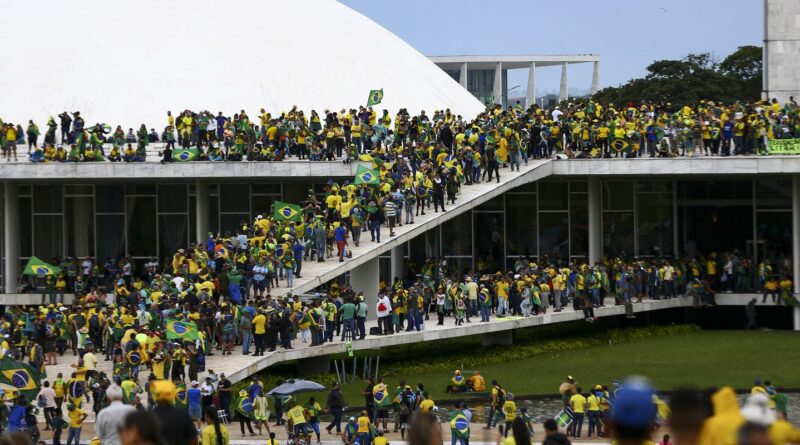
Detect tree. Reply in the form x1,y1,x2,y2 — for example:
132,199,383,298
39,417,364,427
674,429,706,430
592,48,763,107
719,45,763,101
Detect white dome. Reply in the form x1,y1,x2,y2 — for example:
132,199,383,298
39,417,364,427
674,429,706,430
0,0,484,129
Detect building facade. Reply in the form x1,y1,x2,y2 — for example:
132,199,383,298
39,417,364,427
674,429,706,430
763,0,800,102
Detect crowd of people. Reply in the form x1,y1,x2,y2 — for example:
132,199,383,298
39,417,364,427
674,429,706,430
4,97,800,164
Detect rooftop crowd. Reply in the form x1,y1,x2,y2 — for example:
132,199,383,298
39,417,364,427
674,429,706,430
3,96,799,164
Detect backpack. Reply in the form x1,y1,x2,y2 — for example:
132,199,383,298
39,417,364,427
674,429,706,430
89,313,100,330
223,320,237,335
496,386,506,405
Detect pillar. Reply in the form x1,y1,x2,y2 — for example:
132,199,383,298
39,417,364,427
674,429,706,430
588,177,602,266
492,62,503,106
390,245,404,283
525,61,536,109
591,61,600,95
4,182,20,294
792,175,800,330
481,330,513,347
559,62,569,102
459,62,468,89
350,257,379,320
196,180,210,244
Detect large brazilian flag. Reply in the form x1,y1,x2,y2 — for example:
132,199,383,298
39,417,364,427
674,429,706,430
174,148,200,162
354,164,380,186
450,412,470,439
166,318,200,341
0,356,41,401
274,201,302,223
22,256,61,276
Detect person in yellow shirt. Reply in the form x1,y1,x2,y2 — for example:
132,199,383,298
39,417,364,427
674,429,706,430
67,402,88,444
586,387,603,438
373,430,389,445
287,401,309,445
501,394,517,438
356,410,371,445
568,388,587,438
202,407,230,445
252,310,266,356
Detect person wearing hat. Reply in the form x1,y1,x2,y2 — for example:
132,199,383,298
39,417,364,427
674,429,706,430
150,380,197,444
607,379,658,445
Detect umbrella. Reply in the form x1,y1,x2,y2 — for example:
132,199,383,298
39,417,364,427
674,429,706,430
266,379,326,395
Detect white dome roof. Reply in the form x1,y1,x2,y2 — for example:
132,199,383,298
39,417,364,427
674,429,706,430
0,0,484,128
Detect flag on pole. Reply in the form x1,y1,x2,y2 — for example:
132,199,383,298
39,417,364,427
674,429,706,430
273,201,302,223
174,148,200,162
367,89,384,106
22,256,61,276
355,164,380,186
0,356,41,401
166,318,200,341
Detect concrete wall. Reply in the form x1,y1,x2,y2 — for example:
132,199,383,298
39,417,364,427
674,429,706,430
764,0,800,102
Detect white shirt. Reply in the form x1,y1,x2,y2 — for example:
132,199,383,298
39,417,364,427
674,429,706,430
552,109,563,122
39,387,56,408
81,260,92,275
376,296,392,318
95,401,136,445
172,276,185,291
200,382,215,397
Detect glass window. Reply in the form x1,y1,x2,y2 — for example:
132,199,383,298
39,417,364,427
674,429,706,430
637,192,674,257
679,205,752,256
125,184,156,195
96,185,125,213
158,184,188,213
538,181,568,210
220,184,250,213
570,193,588,257
220,214,249,236
602,181,633,211
19,197,32,258
756,211,792,261
251,195,277,220
126,196,157,257
473,212,504,272
679,180,752,200
476,195,504,211
506,194,537,257
603,212,634,258
159,215,188,258
410,228,440,265
441,212,471,256
96,215,125,263
209,196,220,235
444,257,473,277
252,184,282,195
570,180,588,193
64,185,93,196
33,185,63,213
636,181,671,193
538,212,569,261
34,215,63,261
756,179,791,210
65,197,95,258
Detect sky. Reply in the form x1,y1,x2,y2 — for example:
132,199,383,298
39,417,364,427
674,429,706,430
341,0,763,96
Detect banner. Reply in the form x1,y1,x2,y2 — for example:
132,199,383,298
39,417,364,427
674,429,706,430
767,138,800,155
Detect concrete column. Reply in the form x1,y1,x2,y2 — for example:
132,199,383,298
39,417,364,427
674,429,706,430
350,257,379,320
492,62,503,106
793,175,800,330
559,62,569,102
588,177,602,265
196,180,210,243
525,61,536,109
390,244,404,283
4,182,20,294
459,62,468,89
591,61,600,95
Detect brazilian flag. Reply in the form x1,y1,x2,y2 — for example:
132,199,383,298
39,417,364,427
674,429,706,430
367,88,384,107
175,383,188,409
450,412,470,439
166,318,200,341
174,148,200,162
610,139,629,152
373,385,392,407
0,356,41,401
443,154,457,168
22,256,61,276
355,164,380,186
126,350,143,366
274,201,302,223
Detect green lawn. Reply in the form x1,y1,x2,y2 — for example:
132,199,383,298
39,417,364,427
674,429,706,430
301,331,800,406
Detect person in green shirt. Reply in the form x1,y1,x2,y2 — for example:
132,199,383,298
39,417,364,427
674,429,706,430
340,299,357,341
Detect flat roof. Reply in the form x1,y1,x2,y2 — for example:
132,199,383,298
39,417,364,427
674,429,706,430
429,54,600,70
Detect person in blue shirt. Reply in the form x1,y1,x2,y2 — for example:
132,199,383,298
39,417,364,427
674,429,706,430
187,381,203,431
293,238,305,278
721,119,734,156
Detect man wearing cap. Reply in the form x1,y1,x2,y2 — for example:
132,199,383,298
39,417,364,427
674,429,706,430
607,379,657,445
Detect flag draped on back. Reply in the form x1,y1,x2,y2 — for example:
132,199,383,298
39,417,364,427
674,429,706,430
367,89,384,106
355,164,380,186
273,201,302,223
166,318,200,341
22,256,61,276
174,148,200,162
0,356,41,401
